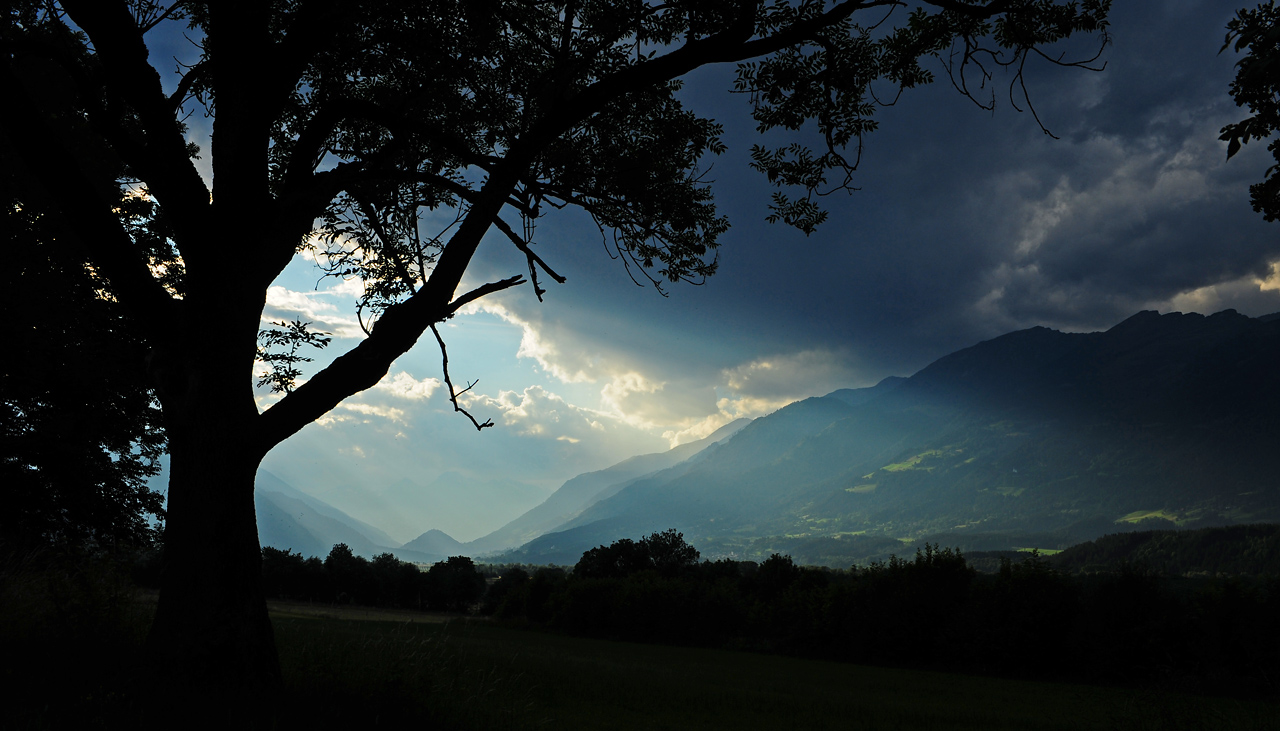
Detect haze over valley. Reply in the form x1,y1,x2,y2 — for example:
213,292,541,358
257,308,1280,567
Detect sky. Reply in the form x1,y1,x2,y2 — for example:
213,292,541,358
147,2,1280,543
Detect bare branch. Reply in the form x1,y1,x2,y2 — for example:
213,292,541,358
136,1,184,34
256,273,523,448
444,275,526,317
490,215,566,302
431,324,493,431
167,59,207,111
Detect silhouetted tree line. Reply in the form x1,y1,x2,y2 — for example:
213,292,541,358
257,545,486,612
485,530,1280,698
1051,524,1280,576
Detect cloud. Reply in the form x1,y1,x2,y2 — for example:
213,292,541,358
960,117,1280,335
650,349,868,446
338,401,408,424
1161,259,1280,315
460,301,594,383
375,371,442,400
464,385,603,441
263,285,365,339
723,349,862,399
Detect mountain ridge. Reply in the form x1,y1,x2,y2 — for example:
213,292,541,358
498,310,1280,566
461,418,751,555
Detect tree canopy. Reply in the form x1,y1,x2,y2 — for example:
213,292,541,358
0,0,1113,711
1222,1,1280,221
1,180,165,551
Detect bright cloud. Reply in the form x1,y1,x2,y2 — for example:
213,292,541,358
375,371,442,400
263,285,365,339
464,385,594,438
461,301,593,383
723,350,863,400
339,402,408,424
1162,260,1280,315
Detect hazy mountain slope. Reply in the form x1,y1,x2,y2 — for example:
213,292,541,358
504,310,1280,566
255,471,450,562
463,418,750,555
257,470,401,548
255,491,328,559
506,397,870,561
256,490,394,559
380,471,554,544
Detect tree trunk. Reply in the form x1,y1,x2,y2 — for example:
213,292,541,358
145,329,281,722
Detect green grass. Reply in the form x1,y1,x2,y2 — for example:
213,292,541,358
846,483,877,493
272,617,1278,731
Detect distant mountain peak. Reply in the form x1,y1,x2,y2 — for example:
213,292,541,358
402,528,464,557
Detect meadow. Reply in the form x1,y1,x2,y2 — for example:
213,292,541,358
3,563,1277,731
277,612,1277,730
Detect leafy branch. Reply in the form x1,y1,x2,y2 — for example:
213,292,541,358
256,319,332,394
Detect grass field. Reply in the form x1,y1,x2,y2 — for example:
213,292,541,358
5,576,1275,731
270,610,1279,731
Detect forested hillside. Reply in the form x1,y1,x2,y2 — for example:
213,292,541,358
499,310,1280,565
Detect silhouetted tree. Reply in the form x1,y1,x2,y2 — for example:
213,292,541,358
750,553,803,599
323,542,371,603
643,528,701,576
574,529,701,578
1,180,166,551
575,538,651,579
425,555,486,611
480,566,530,615
1222,2,1280,220
0,0,1112,706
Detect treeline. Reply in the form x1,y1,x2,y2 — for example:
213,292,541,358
486,530,1279,697
257,545,486,612
1051,523,1280,576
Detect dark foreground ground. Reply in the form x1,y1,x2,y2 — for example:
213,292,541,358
6,592,1276,731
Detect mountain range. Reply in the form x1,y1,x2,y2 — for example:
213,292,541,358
255,309,1280,569
252,419,751,562
492,309,1280,566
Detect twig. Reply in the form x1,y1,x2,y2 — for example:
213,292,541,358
430,324,493,431
444,275,526,317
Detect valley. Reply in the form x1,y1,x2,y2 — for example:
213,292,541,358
258,309,1280,569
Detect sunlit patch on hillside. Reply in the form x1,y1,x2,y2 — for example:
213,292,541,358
1117,509,1179,524
880,446,965,473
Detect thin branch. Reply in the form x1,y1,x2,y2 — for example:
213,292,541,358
430,324,494,431
137,1,184,34
490,215,566,302
167,59,207,111
444,275,526,317
354,196,420,292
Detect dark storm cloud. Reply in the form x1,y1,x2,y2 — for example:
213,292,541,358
686,0,1279,372
467,0,1279,399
